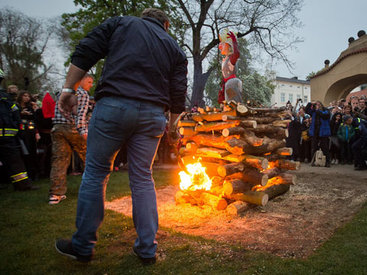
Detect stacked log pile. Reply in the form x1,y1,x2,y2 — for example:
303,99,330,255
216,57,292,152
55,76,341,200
175,101,300,215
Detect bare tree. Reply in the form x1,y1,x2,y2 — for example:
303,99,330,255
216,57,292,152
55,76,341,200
174,0,303,107
0,8,56,92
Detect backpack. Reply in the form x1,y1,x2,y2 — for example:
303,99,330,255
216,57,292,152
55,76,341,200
313,149,326,167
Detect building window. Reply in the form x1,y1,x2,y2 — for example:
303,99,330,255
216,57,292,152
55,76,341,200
304,95,308,102
297,94,301,100
281,93,285,103
289,94,293,103
297,86,300,89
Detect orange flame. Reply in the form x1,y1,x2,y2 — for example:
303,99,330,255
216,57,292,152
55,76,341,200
179,161,212,191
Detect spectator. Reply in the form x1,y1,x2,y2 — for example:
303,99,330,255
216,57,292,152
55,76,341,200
352,118,367,170
0,70,38,191
48,75,93,205
342,104,353,117
306,101,331,167
350,96,359,112
357,97,367,115
17,91,40,180
329,112,342,164
34,92,55,178
338,115,355,164
299,115,311,163
7,84,19,101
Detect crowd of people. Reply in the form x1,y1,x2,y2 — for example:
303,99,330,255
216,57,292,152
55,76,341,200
285,96,367,170
0,78,176,194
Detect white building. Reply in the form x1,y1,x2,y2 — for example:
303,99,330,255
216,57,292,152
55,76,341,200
271,76,311,107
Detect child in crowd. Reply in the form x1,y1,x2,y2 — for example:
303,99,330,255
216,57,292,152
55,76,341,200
337,115,355,164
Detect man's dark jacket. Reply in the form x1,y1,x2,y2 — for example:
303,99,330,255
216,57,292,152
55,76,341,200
71,16,187,114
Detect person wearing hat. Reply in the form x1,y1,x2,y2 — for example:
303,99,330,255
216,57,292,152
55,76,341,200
0,68,39,190
337,115,355,164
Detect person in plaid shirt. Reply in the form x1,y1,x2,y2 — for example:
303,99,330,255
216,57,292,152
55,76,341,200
48,74,93,205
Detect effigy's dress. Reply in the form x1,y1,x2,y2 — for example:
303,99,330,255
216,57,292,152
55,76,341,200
222,56,243,103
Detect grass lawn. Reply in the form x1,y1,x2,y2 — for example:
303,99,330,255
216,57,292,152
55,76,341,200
0,169,366,274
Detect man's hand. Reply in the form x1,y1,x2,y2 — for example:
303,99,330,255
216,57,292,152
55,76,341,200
58,92,78,120
168,130,180,147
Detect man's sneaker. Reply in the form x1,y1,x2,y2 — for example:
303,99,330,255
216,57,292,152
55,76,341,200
132,246,156,265
55,239,93,263
49,194,66,205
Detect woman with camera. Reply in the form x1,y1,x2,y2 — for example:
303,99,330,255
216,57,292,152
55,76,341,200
306,101,332,167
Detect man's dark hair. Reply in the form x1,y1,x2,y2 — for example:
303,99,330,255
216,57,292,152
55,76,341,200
141,8,169,25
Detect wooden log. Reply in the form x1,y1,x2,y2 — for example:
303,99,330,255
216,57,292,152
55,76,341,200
199,192,228,210
252,124,288,138
226,168,268,186
185,142,198,153
240,120,257,129
222,126,245,137
261,167,281,179
227,191,269,206
217,162,245,177
199,161,221,177
272,119,291,128
192,109,237,122
222,154,268,170
209,185,224,196
261,137,287,152
274,147,293,156
195,120,241,132
196,147,231,158
197,107,206,114
179,127,197,136
248,106,287,113
205,106,213,112
268,173,296,185
222,127,264,147
225,137,285,156
178,120,197,127
273,159,300,170
261,184,290,200
226,201,250,216
222,115,242,121
262,111,289,119
187,134,239,150
236,103,249,116
245,116,277,124
223,179,254,195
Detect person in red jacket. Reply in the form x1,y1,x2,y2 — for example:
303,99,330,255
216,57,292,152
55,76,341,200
218,29,243,104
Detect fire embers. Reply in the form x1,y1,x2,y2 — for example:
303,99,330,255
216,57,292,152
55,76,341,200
174,101,300,216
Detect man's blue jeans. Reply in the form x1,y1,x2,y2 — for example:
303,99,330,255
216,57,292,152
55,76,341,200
72,96,166,258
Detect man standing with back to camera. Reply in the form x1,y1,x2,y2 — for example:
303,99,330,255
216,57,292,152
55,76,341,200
55,8,187,265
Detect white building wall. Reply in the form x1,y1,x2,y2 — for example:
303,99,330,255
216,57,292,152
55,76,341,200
271,78,311,107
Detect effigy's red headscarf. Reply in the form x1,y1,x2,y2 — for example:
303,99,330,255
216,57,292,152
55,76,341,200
42,92,56,118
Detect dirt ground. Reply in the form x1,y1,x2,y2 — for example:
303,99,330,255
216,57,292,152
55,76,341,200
105,164,367,258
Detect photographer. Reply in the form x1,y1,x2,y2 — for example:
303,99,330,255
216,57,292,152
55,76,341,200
306,101,331,167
